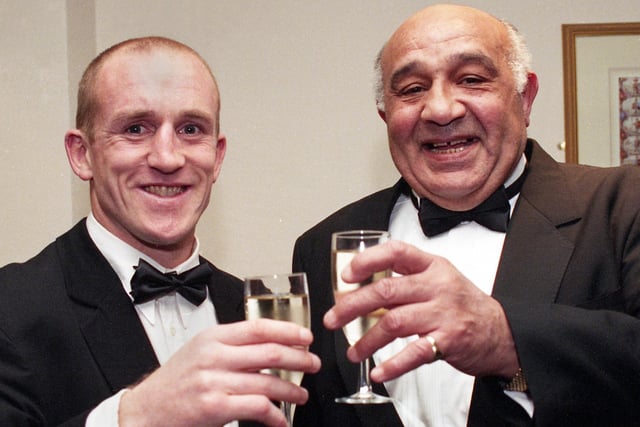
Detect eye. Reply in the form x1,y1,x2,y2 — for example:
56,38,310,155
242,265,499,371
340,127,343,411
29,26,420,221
126,124,145,134
458,73,491,86
399,85,427,97
182,124,199,135
407,86,425,94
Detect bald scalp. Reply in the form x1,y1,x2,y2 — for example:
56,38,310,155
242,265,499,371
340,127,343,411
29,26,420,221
75,36,220,139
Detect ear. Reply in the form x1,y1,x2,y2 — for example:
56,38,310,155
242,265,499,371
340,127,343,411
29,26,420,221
521,72,539,127
378,107,387,123
211,132,227,183
64,129,93,181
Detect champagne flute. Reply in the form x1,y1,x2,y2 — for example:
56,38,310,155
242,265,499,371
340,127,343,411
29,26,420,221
244,272,310,426
331,230,393,404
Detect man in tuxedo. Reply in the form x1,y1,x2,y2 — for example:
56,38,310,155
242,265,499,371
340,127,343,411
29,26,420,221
293,4,640,426
0,37,319,426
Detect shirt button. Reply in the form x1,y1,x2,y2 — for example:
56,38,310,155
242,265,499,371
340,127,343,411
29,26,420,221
170,326,176,336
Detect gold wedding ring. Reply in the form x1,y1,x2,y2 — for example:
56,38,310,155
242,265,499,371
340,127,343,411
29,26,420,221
425,335,443,361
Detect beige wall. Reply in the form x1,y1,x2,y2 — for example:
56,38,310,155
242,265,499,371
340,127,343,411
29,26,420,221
2,0,639,277
0,1,72,263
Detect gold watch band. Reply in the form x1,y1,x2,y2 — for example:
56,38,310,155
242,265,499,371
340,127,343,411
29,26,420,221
502,368,528,392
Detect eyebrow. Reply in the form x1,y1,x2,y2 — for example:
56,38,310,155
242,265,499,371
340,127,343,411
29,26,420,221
388,52,500,90
455,52,499,78
111,109,214,123
389,61,422,91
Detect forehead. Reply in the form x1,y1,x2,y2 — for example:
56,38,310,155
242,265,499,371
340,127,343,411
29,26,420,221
382,7,508,75
94,48,219,115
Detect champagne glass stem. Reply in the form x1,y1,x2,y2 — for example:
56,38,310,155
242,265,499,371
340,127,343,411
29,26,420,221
281,401,293,426
357,358,372,395
335,356,392,404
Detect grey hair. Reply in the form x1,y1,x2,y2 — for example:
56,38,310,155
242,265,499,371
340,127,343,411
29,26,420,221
502,21,532,93
373,47,385,111
373,19,533,112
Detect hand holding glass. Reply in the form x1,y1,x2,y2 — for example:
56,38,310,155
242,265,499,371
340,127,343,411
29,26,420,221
332,230,392,404
244,272,310,425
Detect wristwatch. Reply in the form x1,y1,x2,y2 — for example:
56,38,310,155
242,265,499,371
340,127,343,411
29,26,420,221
501,368,528,392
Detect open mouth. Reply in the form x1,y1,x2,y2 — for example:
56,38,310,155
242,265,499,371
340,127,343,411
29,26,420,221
426,137,478,153
143,185,186,197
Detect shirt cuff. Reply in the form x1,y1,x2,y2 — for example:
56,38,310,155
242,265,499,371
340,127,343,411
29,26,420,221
504,390,534,418
85,389,127,427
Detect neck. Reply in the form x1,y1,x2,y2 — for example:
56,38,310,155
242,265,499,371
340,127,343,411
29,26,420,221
136,241,196,270
413,154,527,211
407,154,527,212
88,212,198,269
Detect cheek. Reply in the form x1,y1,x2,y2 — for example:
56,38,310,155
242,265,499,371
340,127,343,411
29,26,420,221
92,151,141,194
191,147,220,181
386,111,422,153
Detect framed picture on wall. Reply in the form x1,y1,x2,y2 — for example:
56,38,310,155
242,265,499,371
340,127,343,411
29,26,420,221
562,22,640,166
610,69,640,165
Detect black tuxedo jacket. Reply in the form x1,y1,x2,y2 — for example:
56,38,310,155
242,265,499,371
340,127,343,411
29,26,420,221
292,140,640,426
0,220,260,426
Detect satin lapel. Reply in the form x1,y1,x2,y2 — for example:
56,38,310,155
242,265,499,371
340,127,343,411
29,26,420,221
60,221,159,392
469,142,579,425
202,259,245,324
493,199,575,302
493,141,578,303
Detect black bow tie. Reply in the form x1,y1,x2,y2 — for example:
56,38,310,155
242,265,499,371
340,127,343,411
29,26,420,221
413,172,526,238
130,259,213,306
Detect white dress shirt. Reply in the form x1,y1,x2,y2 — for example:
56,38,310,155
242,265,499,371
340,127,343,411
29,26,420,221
83,213,238,427
374,156,533,426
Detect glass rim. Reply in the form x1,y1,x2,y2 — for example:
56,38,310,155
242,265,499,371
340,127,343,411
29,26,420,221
332,230,390,239
243,271,307,282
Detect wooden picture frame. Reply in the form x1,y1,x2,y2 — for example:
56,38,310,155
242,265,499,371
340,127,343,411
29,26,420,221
562,22,640,165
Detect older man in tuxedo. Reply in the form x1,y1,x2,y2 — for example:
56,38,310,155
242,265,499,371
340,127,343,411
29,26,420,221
293,4,640,426
0,37,319,427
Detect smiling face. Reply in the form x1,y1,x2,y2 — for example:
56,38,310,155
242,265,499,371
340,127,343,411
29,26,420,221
378,5,537,210
65,45,225,266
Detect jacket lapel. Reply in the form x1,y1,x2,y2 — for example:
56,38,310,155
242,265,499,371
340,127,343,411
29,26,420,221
493,140,578,302
202,259,245,324
469,141,578,425
60,221,159,392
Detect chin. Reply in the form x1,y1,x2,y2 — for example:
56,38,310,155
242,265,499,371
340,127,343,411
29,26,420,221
139,223,194,247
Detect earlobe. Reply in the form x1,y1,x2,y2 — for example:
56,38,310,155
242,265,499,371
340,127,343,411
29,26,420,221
521,72,539,127
64,130,93,181
211,133,227,182
378,107,387,122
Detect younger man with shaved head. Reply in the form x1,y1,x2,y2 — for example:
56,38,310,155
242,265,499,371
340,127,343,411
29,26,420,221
0,37,319,427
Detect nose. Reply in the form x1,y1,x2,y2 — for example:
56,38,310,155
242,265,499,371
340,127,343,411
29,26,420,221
147,125,186,173
419,83,466,126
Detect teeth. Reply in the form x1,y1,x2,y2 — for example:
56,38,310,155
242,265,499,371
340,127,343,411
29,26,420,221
429,138,475,152
431,145,466,154
144,186,185,197
432,138,470,148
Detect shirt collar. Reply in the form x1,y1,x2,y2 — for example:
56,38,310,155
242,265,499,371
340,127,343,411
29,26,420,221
86,212,202,324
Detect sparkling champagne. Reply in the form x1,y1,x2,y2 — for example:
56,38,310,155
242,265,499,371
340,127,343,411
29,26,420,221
332,249,390,345
245,293,310,386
